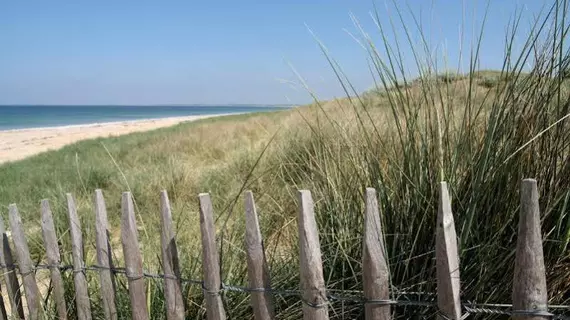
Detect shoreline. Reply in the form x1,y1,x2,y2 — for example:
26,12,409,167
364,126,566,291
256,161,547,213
0,113,237,164
0,113,242,133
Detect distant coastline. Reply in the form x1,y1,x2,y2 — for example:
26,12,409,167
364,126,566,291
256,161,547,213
0,114,241,133
0,105,291,131
0,113,252,164
0,104,295,107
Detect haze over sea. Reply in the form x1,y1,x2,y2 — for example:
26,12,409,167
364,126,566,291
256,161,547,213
0,105,291,131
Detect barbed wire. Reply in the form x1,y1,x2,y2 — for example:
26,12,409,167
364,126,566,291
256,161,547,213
0,262,568,319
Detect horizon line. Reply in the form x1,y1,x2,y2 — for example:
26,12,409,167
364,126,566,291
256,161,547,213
0,103,296,107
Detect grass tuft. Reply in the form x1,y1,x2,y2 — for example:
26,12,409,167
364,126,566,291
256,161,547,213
1,1,570,319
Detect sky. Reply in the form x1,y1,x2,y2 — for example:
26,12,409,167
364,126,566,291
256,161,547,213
0,1,551,105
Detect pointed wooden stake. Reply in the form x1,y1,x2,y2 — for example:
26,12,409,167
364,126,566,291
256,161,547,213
244,191,275,320
159,191,185,320
436,182,461,320
66,194,92,320
198,193,226,320
363,188,391,320
512,179,550,320
0,215,24,319
297,190,329,320
121,192,149,320
41,199,68,320
94,189,118,320
9,204,41,320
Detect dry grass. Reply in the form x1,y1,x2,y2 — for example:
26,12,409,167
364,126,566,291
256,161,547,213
2,0,570,317
0,71,569,318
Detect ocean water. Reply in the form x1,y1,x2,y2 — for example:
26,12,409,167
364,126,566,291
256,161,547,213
0,105,291,131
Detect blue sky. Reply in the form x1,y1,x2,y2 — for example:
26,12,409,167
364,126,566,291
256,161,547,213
0,1,549,105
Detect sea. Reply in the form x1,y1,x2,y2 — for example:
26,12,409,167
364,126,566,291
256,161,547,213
0,105,292,131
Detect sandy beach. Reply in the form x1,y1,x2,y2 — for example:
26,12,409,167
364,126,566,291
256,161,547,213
0,114,231,164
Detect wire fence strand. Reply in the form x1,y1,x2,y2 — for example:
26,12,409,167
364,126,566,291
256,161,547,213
0,262,568,319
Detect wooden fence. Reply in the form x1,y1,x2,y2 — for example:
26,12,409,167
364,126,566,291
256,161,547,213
0,178,562,319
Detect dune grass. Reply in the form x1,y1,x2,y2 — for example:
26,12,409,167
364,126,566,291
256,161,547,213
0,110,302,318
2,1,570,319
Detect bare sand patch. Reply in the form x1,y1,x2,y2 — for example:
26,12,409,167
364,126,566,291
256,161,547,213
0,114,233,164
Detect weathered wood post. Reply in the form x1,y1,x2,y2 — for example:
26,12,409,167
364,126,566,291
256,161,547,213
66,193,92,320
8,204,41,320
159,191,185,320
436,182,461,320
198,193,227,320
297,190,329,320
94,189,118,320
0,216,24,319
512,179,550,320
121,192,149,320
363,188,391,320
244,191,275,320
40,199,68,320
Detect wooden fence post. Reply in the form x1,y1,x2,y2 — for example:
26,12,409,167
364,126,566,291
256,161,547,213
297,190,329,320
8,204,41,320
363,188,391,320
159,190,185,320
121,192,149,320
66,193,92,320
93,189,118,320
244,191,275,320
198,193,227,320
436,182,461,320
40,199,68,320
512,179,550,320
0,216,24,319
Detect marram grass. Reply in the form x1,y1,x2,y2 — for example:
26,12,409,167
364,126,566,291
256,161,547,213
1,1,570,319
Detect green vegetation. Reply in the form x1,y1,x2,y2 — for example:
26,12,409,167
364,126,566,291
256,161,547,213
2,1,570,319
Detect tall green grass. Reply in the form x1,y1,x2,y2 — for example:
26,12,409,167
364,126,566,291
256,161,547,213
1,1,570,319
262,0,570,318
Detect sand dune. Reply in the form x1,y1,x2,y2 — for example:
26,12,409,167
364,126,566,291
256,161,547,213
0,114,231,164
